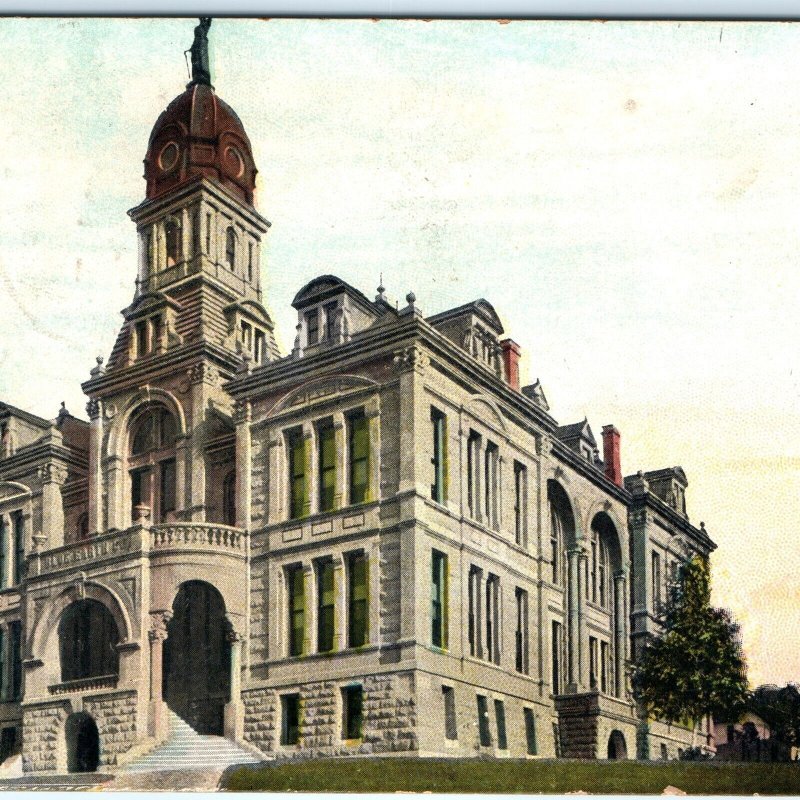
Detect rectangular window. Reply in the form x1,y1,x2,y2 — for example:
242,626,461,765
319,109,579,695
552,620,563,695
514,461,526,546
600,641,609,694
467,430,480,518
431,550,448,649
468,566,481,658
551,530,560,585
599,547,607,607
159,459,176,523
348,552,368,648
348,412,370,505
317,559,335,653
430,407,447,505
515,587,529,674
485,574,500,665
318,420,336,513
0,629,5,700
306,309,319,346
484,442,499,530
591,538,598,604
10,622,21,701
287,565,305,657
442,686,457,741
652,551,662,612
151,315,162,352
135,320,148,357
589,636,599,690
494,699,508,751
205,212,211,253
524,708,538,755
477,695,491,747
281,694,300,745
11,519,27,586
254,330,265,364
342,685,363,740
130,466,151,512
287,428,307,520
0,517,6,590
324,301,338,341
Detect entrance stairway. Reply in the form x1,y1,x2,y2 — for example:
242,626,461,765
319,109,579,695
122,710,261,773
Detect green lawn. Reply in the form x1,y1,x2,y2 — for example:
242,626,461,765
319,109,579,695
222,757,800,794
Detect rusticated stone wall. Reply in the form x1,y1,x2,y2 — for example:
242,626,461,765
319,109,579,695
84,691,137,767
22,701,70,773
243,671,417,758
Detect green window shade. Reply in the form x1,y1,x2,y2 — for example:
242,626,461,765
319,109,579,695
477,694,491,747
495,700,508,750
318,423,336,512
0,518,6,591
343,685,363,740
431,550,448,649
12,514,23,585
348,553,368,648
431,409,447,504
349,413,370,505
317,560,335,653
288,430,308,520
288,567,305,657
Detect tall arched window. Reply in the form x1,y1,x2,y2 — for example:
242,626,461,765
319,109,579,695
165,219,181,267
222,471,236,526
129,405,178,523
59,599,119,682
225,227,236,270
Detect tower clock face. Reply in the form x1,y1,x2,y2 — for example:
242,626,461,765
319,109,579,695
158,141,180,172
224,145,245,178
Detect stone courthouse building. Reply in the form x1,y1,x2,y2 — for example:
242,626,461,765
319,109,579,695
0,21,718,773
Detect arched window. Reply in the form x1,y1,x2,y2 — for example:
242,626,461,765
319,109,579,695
59,599,119,682
165,219,181,267
222,471,236,526
129,405,178,523
225,227,236,270
590,525,611,608
547,482,575,588
77,513,89,541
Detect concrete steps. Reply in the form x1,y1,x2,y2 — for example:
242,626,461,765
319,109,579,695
121,710,261,773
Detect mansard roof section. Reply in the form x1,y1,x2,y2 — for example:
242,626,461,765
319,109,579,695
0,401,51,431
555,418,601,467
426,298,504,336
292,274,387,319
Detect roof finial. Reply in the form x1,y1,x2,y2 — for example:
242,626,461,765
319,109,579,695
376,273,386,302
186,17,213,89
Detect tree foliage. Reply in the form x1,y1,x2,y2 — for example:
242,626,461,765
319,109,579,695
750,684,800,747
632,555,749,724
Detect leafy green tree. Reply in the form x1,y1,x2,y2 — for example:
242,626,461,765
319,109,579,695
632,555,749,726
750,684,800,747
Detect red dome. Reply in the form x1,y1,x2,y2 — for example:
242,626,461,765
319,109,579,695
144,84,257,206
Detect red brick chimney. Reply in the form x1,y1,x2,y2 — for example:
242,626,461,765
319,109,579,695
602,425,622,487
500,339,521,391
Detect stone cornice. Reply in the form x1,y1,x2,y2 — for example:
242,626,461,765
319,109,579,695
631,492,717,553
550,438,631,505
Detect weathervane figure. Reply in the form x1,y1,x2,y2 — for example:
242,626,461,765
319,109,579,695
186,17,213,87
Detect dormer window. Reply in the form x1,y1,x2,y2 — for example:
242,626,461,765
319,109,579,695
165,219,181,266
225,226,236,270
134,314,163,359
240,320,267,365
306,310,319,346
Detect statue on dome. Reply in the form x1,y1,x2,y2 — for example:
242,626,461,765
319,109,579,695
187,17,212,87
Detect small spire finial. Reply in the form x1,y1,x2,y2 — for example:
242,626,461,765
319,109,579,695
186,17,213,88
376,273,386,302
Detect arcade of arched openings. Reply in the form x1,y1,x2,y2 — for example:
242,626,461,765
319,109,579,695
0,19,720,775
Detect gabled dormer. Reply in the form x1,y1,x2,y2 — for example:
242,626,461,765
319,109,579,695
643,466,689,517
555,418,601,465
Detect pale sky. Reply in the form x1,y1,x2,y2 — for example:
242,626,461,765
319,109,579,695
0,17,798,687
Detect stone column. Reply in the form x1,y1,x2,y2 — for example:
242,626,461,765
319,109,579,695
39,464,67,550
567,548,581,691
578,548,589,691
614,570,628,698
148,613,171,741
234,401,252,529
365,399,381,503
188,363,214,522
333,555,346,651
180,207,191,273
267,433,282,524
395,345,429,496
332,413,346,511
302,564,314,656
303,423,316,517
224,628,244,741
0,516,9,588
86,399,103,535
106,454,124,530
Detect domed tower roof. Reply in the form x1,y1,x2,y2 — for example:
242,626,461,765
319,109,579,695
143,19,257,206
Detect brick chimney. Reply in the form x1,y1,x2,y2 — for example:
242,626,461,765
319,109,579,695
500,339,521,391
602,425,622,487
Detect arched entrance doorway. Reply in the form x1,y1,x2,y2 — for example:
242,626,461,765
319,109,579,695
607,729,628,760
65,713,99,773
163,581,230,734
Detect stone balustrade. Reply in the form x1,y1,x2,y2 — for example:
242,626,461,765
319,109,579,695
48,673,118,695
150,523,247,554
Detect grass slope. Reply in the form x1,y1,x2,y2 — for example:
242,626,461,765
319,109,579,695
223,757,800,794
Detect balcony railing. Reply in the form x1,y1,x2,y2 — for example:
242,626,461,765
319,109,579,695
150,522,247,554
49,674,118,695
